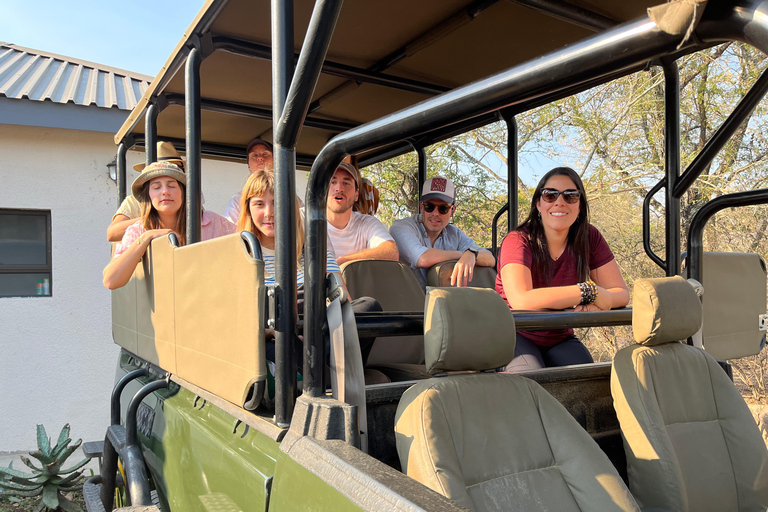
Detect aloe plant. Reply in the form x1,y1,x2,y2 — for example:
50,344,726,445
0,424,89,512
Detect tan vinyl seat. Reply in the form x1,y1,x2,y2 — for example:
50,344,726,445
395,287,639,512
340,260,429,380
427,259,497,289
111,235,178,373
174,233,266,410
611,276,768,512
698,252,767,360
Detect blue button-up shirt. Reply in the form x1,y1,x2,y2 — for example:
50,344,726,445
390,213,480,289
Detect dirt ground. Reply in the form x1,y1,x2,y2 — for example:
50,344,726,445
0,491,85,512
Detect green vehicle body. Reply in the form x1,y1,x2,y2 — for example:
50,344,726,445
93,0,768,510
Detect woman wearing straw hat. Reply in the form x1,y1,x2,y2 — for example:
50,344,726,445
107,141,189,242
103,161,234,289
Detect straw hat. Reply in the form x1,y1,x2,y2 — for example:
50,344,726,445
133,141,185,172
131,162,186,197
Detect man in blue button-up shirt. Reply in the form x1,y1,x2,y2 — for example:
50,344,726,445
390,176,495,289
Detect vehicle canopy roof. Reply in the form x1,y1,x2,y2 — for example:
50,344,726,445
115,0,660,165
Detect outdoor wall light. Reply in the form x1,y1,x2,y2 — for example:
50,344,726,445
107,159,117,182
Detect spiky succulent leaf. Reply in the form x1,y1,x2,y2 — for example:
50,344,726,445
51,438,73,461
42,484,60,509
1,487,42,497
0,465,35,479
56,424,71,448
49,471,84,487
7,496,22,503
0,480,41,491
36,425,51,457
20,455,43,473
28,450,53,466
58,494,84,512
60,457,90,475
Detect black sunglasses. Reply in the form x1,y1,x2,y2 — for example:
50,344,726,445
540,188,581,204
423,202,453,214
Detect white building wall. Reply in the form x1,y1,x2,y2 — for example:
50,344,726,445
0,124,304,452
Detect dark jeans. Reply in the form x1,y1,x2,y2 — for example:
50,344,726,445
502,333,593,373
265,285,381,367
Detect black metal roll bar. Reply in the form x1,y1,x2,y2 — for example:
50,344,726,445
687,189,768,283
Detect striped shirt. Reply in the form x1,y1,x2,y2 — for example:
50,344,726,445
261,247,340,286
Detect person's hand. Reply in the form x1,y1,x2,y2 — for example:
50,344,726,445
451,250,476,287
593,284,613,311
140,229,175,244
574,304,601,312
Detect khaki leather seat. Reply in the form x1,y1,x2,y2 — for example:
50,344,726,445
111,235,178,373
111,232,267,410
611,276,768,512
395,287,639,512
340,260,429,380
427,259,497,289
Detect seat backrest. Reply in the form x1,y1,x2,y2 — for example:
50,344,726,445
612,276,768,512
340,260,425,365
395,287,639,512
174,233,266,410
699,252,767,360
426,260,497,289
111,236,177,373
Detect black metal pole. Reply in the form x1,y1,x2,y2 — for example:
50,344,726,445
185,47,203,245
271,0,343,399
116,142,128,204
688,189,768,282
145,103,158,167
663,61,681,276
416,146,427,205
642,178,667,271
505,114,518,230
674,67,768,198
272,0,297,428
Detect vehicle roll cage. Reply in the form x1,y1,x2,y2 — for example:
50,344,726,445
114,0,768,427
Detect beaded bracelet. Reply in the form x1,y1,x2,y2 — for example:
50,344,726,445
577,280,598,305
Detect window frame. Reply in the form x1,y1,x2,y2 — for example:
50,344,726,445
0,208,53,297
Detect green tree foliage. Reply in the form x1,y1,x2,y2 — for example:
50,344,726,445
362,42,768,399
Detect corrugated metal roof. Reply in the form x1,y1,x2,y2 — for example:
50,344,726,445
0,43,152,111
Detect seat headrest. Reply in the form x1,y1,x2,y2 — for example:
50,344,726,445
424,287,516,373
632,276,702,346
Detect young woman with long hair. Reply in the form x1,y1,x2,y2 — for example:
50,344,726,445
103,161,234,289
237,167,381,365
496,166,629,371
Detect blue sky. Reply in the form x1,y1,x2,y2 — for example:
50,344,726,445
1,0,204,77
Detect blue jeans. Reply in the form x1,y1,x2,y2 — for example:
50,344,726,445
502,333,593,373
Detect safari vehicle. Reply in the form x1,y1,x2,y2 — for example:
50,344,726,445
85,0,768,511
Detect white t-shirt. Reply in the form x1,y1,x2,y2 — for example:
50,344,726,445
223,192,242,224
327,211,393,258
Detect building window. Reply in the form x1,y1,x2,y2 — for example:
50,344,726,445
0,209,52,297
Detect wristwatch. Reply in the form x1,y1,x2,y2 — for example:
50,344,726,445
466,247,479,258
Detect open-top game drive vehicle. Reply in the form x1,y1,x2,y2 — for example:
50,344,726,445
86,0,768,510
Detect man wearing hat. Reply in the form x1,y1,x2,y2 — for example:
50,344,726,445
390,176,495,289
326,163,398,264
106,141,186,242
223,137,274,223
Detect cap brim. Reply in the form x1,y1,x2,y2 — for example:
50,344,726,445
133,163,146,172
421,192,454,204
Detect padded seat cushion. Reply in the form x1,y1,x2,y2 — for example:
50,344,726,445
396,373,638,512
612,342,768,511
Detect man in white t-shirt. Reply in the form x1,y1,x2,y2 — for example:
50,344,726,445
326,163,398,265
223,137,274,223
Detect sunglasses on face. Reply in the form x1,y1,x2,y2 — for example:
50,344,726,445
540,188,581,204
422,202,453,214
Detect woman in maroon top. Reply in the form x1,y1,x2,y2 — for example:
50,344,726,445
495,167,629,371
